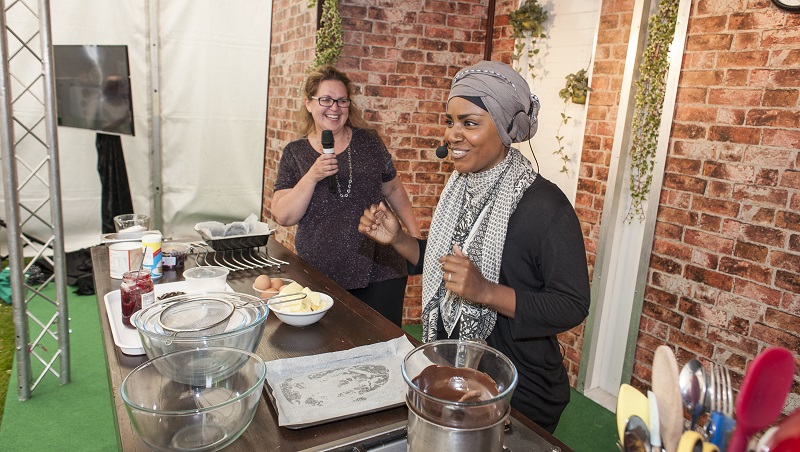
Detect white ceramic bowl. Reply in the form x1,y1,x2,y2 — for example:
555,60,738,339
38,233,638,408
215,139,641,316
183,266,229,292
268,292,333,327
252,278,294,299
121,347,265,452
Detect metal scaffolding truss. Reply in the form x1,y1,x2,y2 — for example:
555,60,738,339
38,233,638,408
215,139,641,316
0,0,69,400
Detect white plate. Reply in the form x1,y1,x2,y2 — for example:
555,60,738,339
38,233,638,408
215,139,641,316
103,280,233,355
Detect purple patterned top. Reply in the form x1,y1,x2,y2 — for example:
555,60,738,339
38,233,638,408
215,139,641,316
273,128,407,289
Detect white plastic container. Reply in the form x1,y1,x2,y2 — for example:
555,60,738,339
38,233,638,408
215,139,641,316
183,266,229,292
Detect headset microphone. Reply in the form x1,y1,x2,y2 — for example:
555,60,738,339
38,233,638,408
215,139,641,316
435,143,449,159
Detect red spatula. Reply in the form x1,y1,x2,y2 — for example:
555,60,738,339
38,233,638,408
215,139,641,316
727,347,795,452
759,408,800,452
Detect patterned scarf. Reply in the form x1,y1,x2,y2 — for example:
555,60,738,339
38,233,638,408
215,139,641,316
421,148,536,342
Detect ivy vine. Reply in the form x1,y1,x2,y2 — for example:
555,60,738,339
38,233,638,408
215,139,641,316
508,0,548,80
308,0,343,71
626,0,680,222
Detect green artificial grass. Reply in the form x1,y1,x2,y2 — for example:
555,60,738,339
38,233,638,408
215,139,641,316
0,283,118,451
0,302,13,427
555,388,619,451
401,322,422,341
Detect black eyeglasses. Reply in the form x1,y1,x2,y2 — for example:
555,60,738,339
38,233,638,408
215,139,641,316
310,96,351,108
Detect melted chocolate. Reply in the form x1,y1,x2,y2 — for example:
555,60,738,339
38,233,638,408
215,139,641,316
412,365,499,402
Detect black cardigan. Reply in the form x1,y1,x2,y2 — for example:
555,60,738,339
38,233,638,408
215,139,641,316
411,175,591,432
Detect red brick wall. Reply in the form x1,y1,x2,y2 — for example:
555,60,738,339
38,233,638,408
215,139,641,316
577,1,631,281
649,0,799,412
262,0,317,248
579,0,799,413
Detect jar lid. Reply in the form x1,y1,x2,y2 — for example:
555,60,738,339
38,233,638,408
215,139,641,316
131,292,266,338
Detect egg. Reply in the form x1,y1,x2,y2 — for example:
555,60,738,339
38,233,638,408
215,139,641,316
260,288,279,299
270,277,284,290
254,275,271,291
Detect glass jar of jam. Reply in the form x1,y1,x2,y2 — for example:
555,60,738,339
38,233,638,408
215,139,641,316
120,270,155,327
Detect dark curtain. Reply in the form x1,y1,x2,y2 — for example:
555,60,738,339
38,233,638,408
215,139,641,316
96,133,134,233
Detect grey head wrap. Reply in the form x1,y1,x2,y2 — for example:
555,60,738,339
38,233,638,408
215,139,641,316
448,61,540,147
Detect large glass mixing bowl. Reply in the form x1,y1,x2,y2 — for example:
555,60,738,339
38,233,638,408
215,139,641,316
121,347,266,452
401,339,518,429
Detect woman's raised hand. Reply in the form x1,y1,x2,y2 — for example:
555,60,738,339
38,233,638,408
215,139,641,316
308,152,338,183
359,201,400,245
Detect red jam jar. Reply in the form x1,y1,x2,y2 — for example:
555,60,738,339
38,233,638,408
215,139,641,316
120,270,155,327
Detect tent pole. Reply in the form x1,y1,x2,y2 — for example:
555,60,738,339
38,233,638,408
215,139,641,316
147,0,163,231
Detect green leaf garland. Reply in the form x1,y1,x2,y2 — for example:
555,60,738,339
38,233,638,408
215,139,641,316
626,0,680,222
309,0,343,71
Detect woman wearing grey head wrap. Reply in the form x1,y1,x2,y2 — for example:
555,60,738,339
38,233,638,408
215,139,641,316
359,61,590,432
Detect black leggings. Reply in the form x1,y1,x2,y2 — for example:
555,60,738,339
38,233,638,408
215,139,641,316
348,276,407,327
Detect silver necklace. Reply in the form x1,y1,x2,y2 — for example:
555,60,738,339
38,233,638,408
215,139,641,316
335,144,353,198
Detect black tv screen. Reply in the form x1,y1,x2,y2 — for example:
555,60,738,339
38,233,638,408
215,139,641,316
53,45,135,136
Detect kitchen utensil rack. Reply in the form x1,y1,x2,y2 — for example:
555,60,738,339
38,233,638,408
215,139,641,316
188,242,287,271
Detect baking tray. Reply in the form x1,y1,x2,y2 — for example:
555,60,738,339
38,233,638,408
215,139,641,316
262,380,405,430
195,221,273,251
262,336,414,429
203,232,272,251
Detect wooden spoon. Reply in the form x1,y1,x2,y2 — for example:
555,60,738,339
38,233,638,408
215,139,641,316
652,345,683,452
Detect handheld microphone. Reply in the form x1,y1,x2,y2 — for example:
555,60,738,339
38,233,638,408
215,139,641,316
321,130,337,194
435,142,449,159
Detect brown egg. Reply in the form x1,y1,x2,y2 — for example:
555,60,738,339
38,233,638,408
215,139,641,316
254,275,271,291
260,288,279,299
270,277,284,290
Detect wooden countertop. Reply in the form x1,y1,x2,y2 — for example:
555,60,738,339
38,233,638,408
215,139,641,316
91,237,570,451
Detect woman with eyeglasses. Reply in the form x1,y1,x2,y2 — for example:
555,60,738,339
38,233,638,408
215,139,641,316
271,65,420,327
358,61,590,432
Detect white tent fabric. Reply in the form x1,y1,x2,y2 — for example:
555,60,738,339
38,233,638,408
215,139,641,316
1,0,271,253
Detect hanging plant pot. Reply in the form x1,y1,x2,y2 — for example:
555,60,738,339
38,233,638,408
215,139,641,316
509,0,549,80
560,69,590,105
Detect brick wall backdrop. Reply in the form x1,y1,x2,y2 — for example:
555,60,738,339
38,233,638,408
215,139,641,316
578,0,799,414
262,0,317,247
643,0,799,414
263,0,799,405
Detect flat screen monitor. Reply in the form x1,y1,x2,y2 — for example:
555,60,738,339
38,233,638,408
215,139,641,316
53,45,135,136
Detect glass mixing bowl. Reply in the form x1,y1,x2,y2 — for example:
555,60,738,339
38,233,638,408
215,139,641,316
131,292,268,384
402,339,518,429
121,347,266,452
